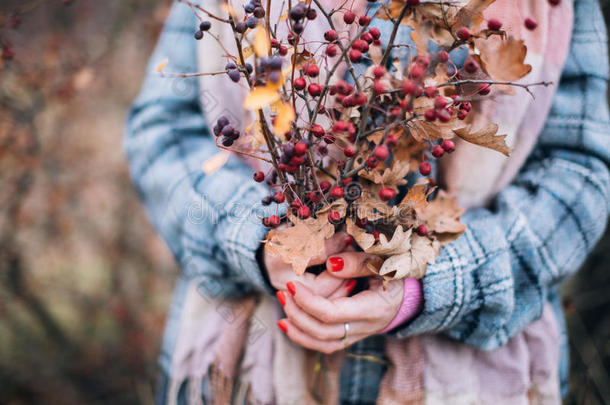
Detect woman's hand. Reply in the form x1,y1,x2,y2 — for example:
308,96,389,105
277,252,404,354
264,232,353,298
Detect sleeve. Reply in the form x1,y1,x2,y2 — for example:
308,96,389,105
124,1,276,296
390,0,610,349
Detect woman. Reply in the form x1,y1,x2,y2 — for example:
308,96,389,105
125,0,610,403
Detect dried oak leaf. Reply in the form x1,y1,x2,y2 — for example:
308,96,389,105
417,190,466,242
476,36,532,82
346,217,376,250
453,123,512,156
353,192,391,222
273,102,295,136
266,213,334,275
454,0,497,29
379,234,439,280
359,159,410,188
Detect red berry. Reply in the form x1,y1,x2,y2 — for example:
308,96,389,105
434,96,448,109
344,145,356,157
349,49,362,63
424,109,437,121
290,155,305,165
353,39,369,53
374,145,389,161
436,50,450,63
524,17,538,30
361,32,374,43
366,156,379,168
407,0,420,4
464,57,479,74
330,186,344,199
373,81,386,94
457,27,470,41
324,29,338,42
294,141,308,155
308,191,322,203
297,205,310,219
409,63,425,80
416,224,428,236
343,177,353,185
401,79,416,95
458,109,468,120
358,15,371,26
372,231,380,240
326,44,338,57
291,199,303,209
353,92,367,105
379,187,397,201
442,139,455,153
487,18,503,31
343,11,356,24
305,64,319,77
424,86,437,98
356,217,368,228
279,46,288,56
332,120,348,132
419,161,431,176
548,0,561,5
294,77,306,90
308,83,322,96
312,124,325,138
368,27,381,40
386,134,398,147
328,210,342,224
320,181,331,192
461,101,472,112
373,65,385,79
437,109,452,123
269,215,281,228
432,145,445,158
478,83,491,95
323,135,335,144
274,192,285,203
253,171,265,182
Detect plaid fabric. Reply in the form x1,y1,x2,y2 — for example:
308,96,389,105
125,0,610,403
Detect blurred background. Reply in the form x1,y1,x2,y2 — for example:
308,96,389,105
0,0,608,404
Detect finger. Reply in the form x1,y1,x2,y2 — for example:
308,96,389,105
292,271,346,298
325,252,384,279
282,291,369,340
287,281,385,324
327,278,356,299
278,319,367,354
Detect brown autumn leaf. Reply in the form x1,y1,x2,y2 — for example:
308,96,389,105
476,36,532,82
359,159,410,188
398,184,433,212
346,217,376,250
375,231,439,280
410,119,463,143
266,213,334,275
453,123,512,156
454,0,497,29
353,192,391,222
417,190,466,238
273,102,295,135
243,85,281,110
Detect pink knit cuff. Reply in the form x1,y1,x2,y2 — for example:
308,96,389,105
380,278,423,334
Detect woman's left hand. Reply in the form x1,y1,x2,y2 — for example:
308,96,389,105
277,252,404,354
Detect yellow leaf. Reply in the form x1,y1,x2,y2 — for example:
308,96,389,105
156,59,168,73
241,45,254,60
243,86,281,110
202,150,230,174
273,102,295,135
254,26,270,57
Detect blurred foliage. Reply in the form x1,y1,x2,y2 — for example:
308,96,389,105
0,0,608,404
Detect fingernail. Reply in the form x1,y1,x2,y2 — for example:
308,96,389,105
276,291,286,306
277,320,288,334
344,235,354,247
346,279,357,294
286,282,296,296
329,256,344,272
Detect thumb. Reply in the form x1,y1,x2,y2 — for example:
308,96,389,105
325,252,383,278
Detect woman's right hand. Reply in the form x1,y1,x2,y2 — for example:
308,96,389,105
265,232,354,298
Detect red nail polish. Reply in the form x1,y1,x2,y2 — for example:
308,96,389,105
329,256,344,272
276,291,286,306
346,279,357,294
277,321,288,334
286,282,296,296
